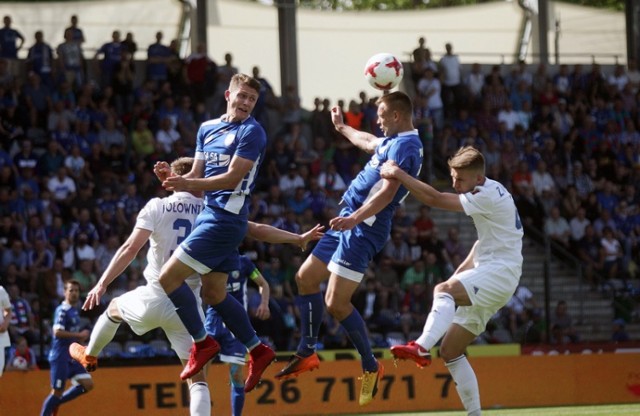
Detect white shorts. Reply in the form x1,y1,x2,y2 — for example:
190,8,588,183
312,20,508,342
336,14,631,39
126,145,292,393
452,262,521,336
115,281,204,360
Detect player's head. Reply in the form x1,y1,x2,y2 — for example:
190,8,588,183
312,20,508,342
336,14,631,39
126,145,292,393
170,157,194,176
375,91,413,137
448,146,485,194
64,279,81,303
225,73,261,122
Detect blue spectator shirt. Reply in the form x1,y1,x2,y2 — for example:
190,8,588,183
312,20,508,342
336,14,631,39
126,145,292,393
0,27,24,58
195,116,266,215
27,43,54,76
147,42,172,81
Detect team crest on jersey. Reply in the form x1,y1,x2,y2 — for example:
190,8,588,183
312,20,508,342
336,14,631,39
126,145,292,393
224,133,236,147
230,270,240,280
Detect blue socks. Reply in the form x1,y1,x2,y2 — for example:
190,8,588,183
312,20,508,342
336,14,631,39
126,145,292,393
168,283,206,341
230,364,245,416
341,309,377,372
295,293,324,357
60,385,87,404
212,294,259,348
231,386,245,416
41,386,88,415
40,394,61,416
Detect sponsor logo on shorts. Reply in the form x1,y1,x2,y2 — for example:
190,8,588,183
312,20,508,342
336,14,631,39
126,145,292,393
473,286,480,294
336,258,352,267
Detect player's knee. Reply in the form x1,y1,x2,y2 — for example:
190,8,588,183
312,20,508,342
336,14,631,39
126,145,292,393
82,379,95,392
295,272,318,293
439,344,464,362
202,289,225,306
325,298,349,320
433,281,451,295
107,299,121,320
229,364,244,388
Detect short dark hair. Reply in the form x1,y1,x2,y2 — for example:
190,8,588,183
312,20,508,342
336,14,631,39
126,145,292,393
65,279,81,290
376,91,412,117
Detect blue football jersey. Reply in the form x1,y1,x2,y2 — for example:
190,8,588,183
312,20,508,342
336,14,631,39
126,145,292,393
48,302,82,362
341,130,423,227
225,255,258,307
195,116,267,215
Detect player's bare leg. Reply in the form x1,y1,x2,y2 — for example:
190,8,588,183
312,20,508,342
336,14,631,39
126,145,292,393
70,299,123,372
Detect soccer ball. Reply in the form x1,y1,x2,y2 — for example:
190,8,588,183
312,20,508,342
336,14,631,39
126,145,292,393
12,356,28,370
364,53,404,91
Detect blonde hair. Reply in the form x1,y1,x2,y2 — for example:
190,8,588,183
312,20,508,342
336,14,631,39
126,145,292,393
170,157,194,176
229,73,261,94
448,146,485,173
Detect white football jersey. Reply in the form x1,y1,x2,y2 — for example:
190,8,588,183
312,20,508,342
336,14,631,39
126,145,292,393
459,177,523,268
135,192,204,288
0,286,10,347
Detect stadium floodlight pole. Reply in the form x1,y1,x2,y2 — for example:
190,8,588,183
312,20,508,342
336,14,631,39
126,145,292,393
276,0,299,97
625,0,639,62
537,0,549,65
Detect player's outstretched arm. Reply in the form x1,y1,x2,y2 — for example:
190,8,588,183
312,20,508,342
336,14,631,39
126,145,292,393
331,106,379,154
381,160,464,212
83,228,151,311
247,222,324,251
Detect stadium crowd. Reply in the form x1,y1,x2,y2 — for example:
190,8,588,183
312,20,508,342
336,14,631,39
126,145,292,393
0,17,639,367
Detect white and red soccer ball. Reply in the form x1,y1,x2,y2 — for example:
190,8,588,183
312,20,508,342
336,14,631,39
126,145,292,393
364,53,404,91
12,356,28,370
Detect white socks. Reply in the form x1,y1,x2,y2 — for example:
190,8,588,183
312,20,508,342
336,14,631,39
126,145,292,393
446,355,481,416
189,381,211,416
86,312,121,357
416,292,455,350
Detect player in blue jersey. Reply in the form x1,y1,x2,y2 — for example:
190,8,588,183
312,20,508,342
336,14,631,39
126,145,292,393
275,91,424,406
40,280,93,416
206,254,271,416
153,73,274,391
381,146,523,416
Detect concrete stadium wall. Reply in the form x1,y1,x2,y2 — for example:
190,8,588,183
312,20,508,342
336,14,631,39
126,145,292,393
2,353,639,415
5,0,625,107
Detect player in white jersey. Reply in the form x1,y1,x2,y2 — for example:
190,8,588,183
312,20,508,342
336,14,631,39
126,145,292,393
381,146,523,416
69,157,323,416
0,285,12,377
69,157,212,416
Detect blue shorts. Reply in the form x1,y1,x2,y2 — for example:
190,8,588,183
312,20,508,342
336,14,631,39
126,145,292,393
205,308,246,365
49,357,90,390
312,206,389,282
176,206,248,275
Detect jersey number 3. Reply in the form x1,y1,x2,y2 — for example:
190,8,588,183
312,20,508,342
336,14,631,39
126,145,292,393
171,218,193,255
